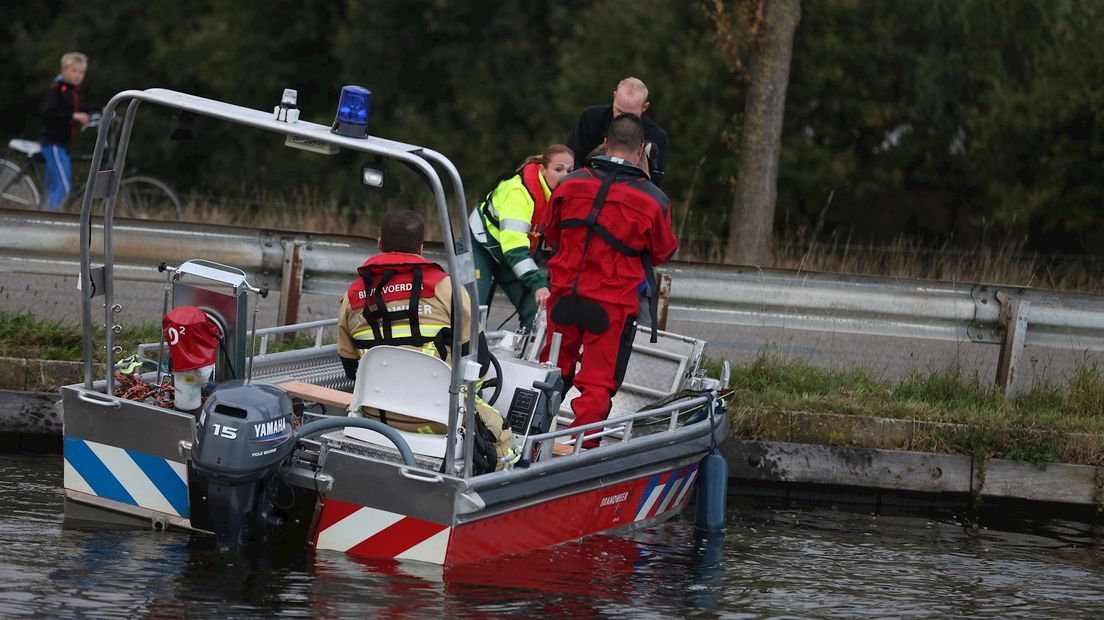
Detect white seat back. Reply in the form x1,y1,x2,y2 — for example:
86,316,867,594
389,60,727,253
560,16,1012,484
344,345,457,459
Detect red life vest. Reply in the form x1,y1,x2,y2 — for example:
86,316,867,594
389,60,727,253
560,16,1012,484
345,253,448,349
547,157,678,341
519,162,549,254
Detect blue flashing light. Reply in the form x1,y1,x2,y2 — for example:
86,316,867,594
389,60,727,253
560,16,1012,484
332,85,372,138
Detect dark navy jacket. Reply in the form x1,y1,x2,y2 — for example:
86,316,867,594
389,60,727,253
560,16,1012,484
566,104,670,187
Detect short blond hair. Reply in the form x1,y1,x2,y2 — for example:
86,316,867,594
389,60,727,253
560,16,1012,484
60,52,87,70
616,77,649,101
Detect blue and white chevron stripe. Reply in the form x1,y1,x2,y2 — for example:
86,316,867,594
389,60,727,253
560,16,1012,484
634,464,700,522
63,436,190,518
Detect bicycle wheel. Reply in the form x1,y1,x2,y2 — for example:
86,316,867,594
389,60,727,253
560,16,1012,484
116,175,183,220
0,158,41,210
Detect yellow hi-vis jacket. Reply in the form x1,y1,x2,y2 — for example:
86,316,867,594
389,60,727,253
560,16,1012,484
468,162,551,290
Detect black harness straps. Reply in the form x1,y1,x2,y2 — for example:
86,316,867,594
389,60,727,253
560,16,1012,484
554,164,661,342
356,266,433,349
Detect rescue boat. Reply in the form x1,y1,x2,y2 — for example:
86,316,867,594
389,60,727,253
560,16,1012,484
59,87,730,565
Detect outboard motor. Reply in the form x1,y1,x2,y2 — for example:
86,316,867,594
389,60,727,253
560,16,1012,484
190,382,295,550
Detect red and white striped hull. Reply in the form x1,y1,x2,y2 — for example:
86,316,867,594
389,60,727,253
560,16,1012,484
314,463,700,565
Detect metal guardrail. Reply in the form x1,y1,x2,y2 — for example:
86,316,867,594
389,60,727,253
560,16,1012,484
662,262,1104,350
3,208,1104,393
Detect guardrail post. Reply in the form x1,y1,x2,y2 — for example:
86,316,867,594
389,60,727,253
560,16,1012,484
994,292,1030,396
657,273,672,331
278,240,305,332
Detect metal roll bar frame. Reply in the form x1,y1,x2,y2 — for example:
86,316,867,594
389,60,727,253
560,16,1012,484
77,88,482,477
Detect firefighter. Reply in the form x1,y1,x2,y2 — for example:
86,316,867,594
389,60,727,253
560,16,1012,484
542,114,679,448
567,77,669,328
469,144,574,331
337,209,515,471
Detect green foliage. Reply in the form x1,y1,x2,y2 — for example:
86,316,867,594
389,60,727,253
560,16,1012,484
0,312,83,361
967,1,1104,247
4,0,1104,254
0,311,160,363
781,0,1104,251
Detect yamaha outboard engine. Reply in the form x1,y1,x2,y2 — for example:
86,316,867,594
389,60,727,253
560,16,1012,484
190,382,295,550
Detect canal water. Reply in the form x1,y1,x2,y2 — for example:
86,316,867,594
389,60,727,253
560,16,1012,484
3,451,1103,618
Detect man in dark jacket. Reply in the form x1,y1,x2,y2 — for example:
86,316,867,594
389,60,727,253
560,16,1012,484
566,76,671,326
40,52,92,211
566,77,669,188
544,114,679,448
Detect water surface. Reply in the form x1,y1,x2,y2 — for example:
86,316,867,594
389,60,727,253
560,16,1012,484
2,453,1102,618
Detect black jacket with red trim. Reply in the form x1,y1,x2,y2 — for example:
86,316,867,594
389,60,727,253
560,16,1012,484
40,78,83,146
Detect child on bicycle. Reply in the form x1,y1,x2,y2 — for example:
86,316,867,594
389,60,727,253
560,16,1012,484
40,52,92,211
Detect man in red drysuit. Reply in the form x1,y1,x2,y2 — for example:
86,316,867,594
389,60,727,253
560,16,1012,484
541,113,679,448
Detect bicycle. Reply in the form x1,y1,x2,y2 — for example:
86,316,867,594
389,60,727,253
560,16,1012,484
0,115,183,220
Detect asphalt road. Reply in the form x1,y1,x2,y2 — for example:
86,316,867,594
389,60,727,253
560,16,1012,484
2,272,1099,391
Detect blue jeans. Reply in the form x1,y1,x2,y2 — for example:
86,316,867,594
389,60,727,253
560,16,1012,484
41,142,71,211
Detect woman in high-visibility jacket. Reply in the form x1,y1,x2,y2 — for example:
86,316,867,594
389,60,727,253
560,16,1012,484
468,144,574,330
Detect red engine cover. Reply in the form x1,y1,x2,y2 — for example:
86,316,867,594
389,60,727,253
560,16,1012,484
162,306,220,371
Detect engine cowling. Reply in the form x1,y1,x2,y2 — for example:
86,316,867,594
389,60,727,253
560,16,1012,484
191,382,295,549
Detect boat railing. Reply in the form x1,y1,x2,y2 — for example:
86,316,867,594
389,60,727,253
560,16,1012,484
521,393,714,459
249,318,336,356
137,318,337,360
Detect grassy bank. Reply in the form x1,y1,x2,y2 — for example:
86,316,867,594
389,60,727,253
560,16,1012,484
711,354,1104,466
0,312,324,364
0,312,161,364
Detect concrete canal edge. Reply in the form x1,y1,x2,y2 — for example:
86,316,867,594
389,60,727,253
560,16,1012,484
725,407,1104,510
1,357,1100,511
723,439,1102,509
0,356,80,450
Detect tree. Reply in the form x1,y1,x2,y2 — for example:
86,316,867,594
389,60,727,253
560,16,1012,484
716,0,801,266
552,0,739,255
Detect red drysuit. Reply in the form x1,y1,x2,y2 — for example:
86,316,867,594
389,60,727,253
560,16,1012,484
541,156,678,446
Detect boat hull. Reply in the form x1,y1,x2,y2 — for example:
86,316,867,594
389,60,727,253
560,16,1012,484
314,460,702,566
61,384,197,531
60,381,729,566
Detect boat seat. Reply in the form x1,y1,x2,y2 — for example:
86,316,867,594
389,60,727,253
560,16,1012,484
343,345,459,459
9,139,41,157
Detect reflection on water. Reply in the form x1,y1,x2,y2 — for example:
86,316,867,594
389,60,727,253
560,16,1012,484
1,452,1103,618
